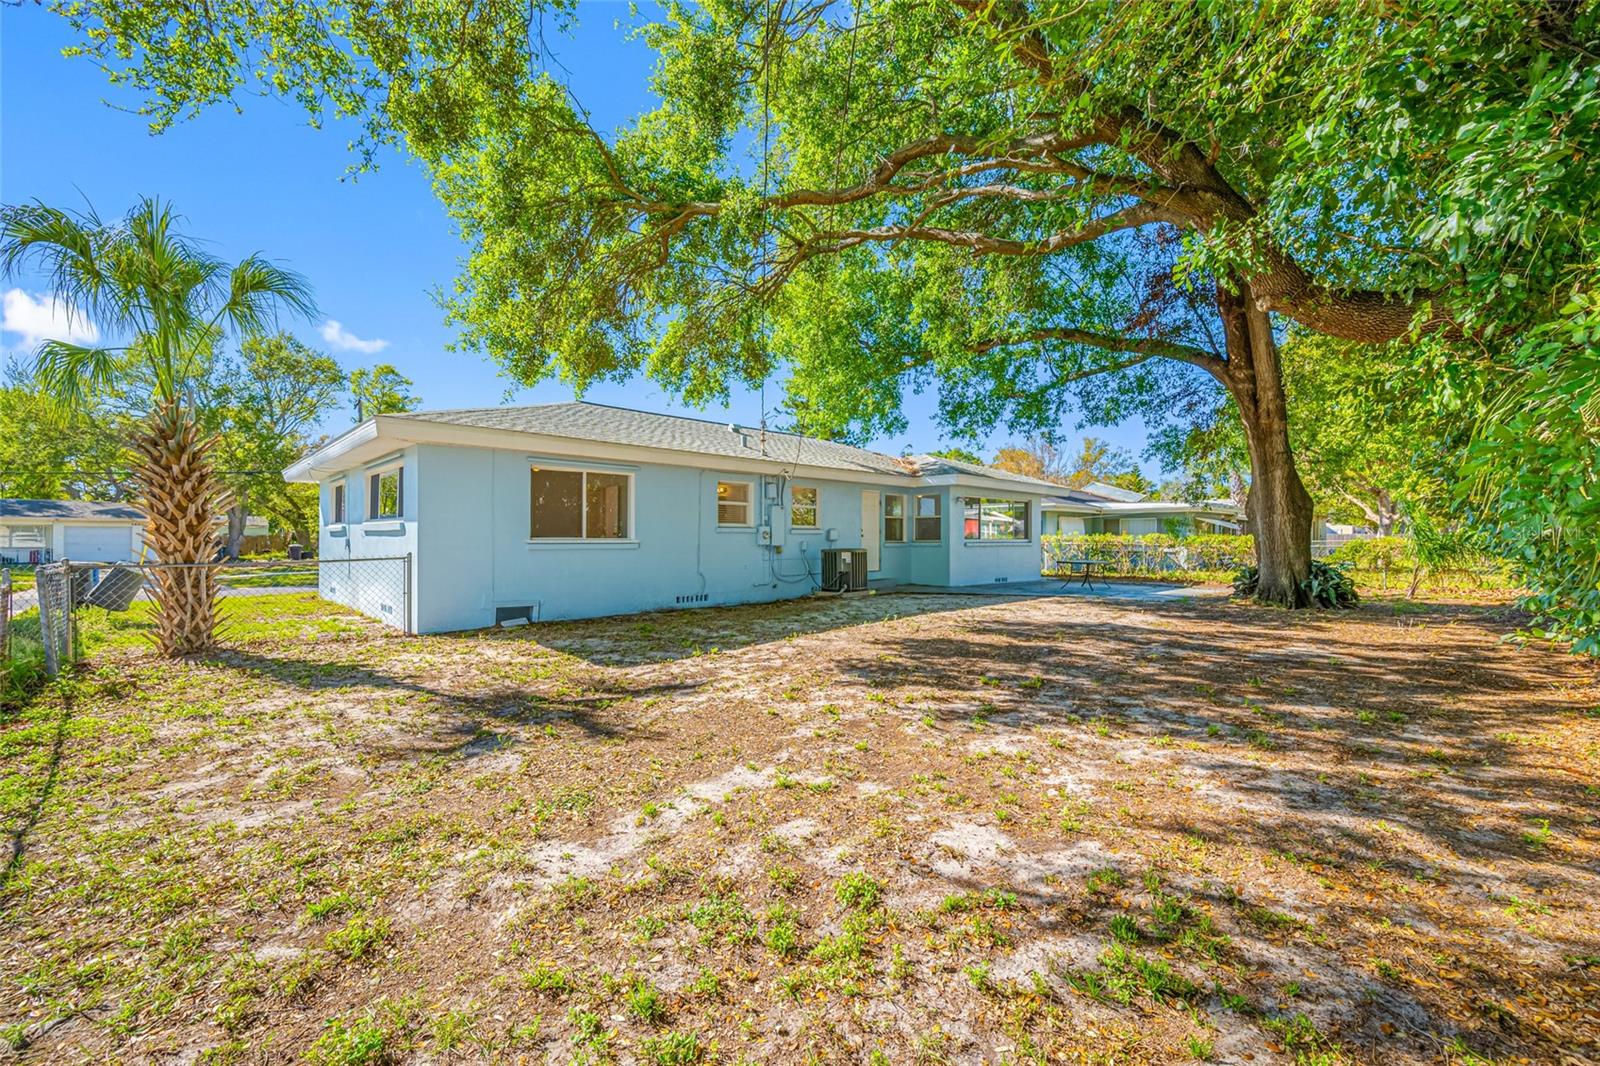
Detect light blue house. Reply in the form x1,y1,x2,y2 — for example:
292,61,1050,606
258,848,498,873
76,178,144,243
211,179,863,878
285,403,1064,634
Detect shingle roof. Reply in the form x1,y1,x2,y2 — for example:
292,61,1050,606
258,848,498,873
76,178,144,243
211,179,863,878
405,403,911,477
400,403,1065,491
905,453,1074,491
1079,479,1148,502
1,498,144,521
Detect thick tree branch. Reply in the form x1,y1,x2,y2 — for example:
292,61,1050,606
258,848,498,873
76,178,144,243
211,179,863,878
806,200,1180,257
971,326,1224,376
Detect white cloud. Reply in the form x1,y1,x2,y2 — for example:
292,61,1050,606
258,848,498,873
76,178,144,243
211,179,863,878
319,318,390,354
2,288,100,349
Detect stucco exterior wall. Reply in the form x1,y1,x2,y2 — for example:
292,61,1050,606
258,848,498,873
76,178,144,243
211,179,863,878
314,445,1056,633
317,446,418,631
873,487,952,587
947,496,1045,586
401,444,887,632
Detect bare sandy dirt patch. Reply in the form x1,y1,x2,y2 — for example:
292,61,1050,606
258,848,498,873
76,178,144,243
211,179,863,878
2,591,1597,1064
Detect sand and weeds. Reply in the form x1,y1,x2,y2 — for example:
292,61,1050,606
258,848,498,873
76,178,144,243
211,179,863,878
2,590,1596,1064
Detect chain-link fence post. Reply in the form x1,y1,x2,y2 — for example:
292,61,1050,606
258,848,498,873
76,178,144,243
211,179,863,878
403,552,414,635
1,568,10,662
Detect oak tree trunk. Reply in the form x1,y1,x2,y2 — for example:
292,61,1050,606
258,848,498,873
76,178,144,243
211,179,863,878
1216,284,1315,607
132,400,229,656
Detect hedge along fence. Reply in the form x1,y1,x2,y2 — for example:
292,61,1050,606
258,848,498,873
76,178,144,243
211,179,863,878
1323,535,1511,593
1042,533,1256,574
1042,532,1512,593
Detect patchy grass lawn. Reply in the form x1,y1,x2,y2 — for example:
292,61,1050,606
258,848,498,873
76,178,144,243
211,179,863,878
1,591,1597,1065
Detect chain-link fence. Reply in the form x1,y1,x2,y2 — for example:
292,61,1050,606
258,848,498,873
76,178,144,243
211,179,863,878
29,555,411,676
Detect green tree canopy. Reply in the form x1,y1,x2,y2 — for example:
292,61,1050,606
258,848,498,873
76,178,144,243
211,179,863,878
46,0,1600,628
213,333,348,547
349,363,419,421
0,364,135,500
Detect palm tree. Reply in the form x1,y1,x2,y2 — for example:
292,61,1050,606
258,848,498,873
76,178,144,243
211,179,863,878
1,197,314,655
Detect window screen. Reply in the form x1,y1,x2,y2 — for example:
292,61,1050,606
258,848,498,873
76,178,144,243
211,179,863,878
369,468,402,519
883,495,905,542
530,467,632,539
717,481,752,525
790,485,819,528
913,494,941,541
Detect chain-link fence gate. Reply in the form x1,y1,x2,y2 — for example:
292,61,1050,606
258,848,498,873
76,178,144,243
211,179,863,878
28,555,412,676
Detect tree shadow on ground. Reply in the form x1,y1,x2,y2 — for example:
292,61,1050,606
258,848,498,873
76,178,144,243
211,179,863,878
195,645,696,748
463,592,1032,667
824,596,1599,1062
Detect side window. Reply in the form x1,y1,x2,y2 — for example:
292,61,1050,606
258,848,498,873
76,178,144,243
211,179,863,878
369,466,403,519
529,466,632,539
962,498,1029,541
331,482,346,524
913,494,941,541
717,480,753,525
790,485,819,528
883,494,906,542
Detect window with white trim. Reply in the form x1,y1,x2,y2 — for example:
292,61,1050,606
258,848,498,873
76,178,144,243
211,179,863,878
530,466,631,539
962,497,1030,541
368,465,402,519
913,494,942,541
790,485,819,528
0,524,47,549
716,480,753,526
330,482,346,525
883,494,906,542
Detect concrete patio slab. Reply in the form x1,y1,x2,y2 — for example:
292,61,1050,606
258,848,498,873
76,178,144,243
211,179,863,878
877,577,1231,602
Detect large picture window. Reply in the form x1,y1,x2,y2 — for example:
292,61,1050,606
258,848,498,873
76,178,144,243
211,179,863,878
717,480,753,526
531,466,631,540
883,494,906,542
368,466,402,519
0,525,47,549
790,485,819,528
913,494,941,542
962,498,1030,541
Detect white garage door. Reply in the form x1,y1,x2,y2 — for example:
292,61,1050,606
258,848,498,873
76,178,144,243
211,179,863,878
64,524,134,562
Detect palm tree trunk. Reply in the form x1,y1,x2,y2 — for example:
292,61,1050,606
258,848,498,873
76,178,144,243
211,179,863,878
131,400,229,656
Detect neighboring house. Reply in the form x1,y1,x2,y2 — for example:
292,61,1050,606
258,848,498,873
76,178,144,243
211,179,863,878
1039,485,1242,539
0,499,146,565
284,403,1068,634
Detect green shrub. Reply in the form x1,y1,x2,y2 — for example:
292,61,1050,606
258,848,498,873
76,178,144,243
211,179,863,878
1043,533,1255,575
1232,561,1358,609
1,609,46,709
1326,535,1414,571
835,871,885,910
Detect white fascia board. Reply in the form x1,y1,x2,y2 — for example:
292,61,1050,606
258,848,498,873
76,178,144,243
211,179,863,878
52,517,147,526
1097,500,1241,516
1038,500,1104,515
921,472,1065,496
284,419,385,482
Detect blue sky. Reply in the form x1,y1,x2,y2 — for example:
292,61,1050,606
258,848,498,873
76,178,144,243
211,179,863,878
0,2,1154,469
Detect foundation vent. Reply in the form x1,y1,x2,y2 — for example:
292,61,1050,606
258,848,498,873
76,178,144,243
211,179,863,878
675,593,710,604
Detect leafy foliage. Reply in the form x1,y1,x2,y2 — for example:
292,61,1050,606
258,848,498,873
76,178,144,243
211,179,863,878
1456,294,1600,653
1044,533,1255,572
1233,561,1358,610
349,363,419,420
211,333,349,545
0,367,135,499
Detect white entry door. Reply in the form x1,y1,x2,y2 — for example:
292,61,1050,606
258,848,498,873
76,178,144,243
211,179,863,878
860,490,881,572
